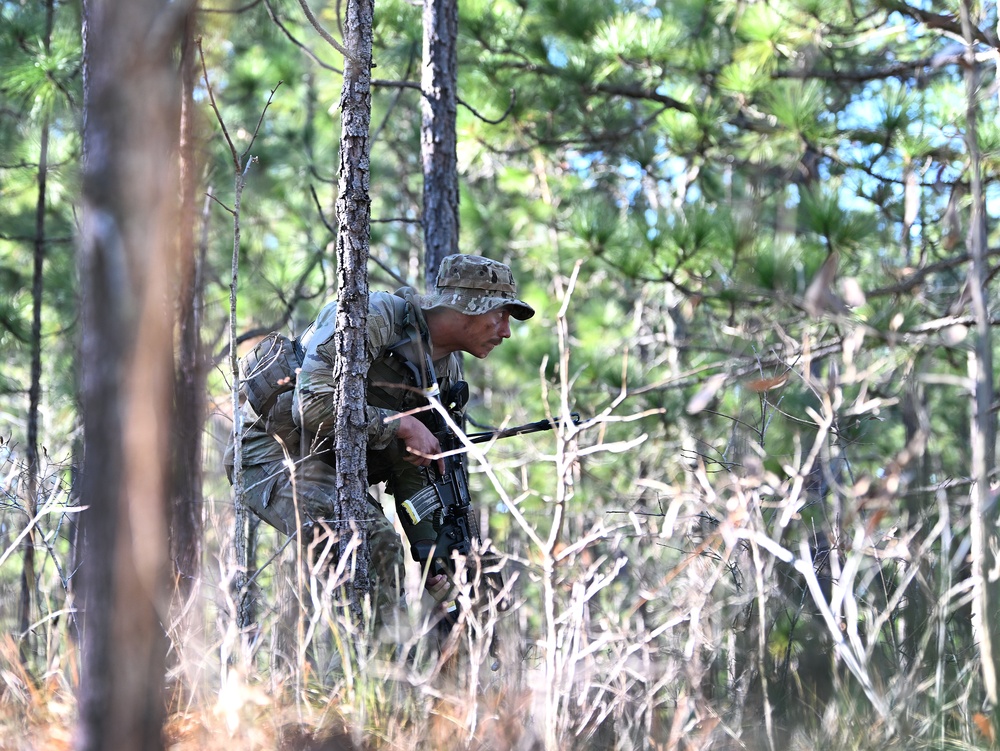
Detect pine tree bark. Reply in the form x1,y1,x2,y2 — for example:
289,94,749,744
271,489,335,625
171,1,204,598
21,0,55,668
230,153,255,638
421,0,459,287
334,0,375,621
75,0,187,748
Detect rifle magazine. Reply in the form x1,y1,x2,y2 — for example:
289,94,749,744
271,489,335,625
402,483,444,525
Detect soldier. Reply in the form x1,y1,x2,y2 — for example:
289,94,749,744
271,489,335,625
225,254,534,619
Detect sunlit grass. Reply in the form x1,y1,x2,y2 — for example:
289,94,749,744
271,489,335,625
1,403,999,750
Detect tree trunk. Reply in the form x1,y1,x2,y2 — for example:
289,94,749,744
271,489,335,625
230,160,255,640
20,0,55,668
207,56,281,657
334,0,376,622
421,0,459,287
75,0,186,748
960,0,1000,711
171,1,204,598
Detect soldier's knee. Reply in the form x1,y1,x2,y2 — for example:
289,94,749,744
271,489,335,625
368,518,405,593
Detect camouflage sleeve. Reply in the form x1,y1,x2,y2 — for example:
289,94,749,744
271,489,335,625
293,294,402,451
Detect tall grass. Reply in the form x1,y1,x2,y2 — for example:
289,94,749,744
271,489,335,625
1,320,998,750
0,424,997,750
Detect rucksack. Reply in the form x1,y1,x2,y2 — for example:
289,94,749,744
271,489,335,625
238,332,302,416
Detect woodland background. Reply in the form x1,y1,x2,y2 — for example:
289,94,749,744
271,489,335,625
2,0,1000,749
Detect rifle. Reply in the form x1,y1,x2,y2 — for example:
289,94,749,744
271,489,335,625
402,382,579,660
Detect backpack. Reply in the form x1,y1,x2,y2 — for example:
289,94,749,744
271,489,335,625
238,332,302,416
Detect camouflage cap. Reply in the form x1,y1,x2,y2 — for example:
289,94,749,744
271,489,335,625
422,254,535,320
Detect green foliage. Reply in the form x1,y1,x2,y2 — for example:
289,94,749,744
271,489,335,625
0,0,80,441
746,238,803,293
538,0,613,41
569,192,620,251
798,188,878,252
3,41,77,119
592,13,684,63
736,2,791,46
763,80,831,142
717,56,772,97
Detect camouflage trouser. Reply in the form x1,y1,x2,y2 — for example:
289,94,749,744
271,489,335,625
238,455,407,619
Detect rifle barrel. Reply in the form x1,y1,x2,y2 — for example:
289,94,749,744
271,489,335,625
467,414,580,444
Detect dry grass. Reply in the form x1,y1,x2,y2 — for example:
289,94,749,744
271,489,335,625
1,391,999,750
0,518,997,751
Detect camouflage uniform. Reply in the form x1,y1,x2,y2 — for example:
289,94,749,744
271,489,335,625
224,255,533,615
292,287,465,575
226,288,459,611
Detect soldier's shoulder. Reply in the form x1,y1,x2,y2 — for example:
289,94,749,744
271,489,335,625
369,289,410,315
300,302,338,356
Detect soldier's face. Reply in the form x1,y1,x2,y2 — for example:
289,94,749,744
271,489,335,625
462,307,512,359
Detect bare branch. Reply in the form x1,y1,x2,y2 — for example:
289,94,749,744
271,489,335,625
239,81,283,164
264,0,342,74
196,38,239,170
308,184,408,286
459,88,516,125
295,0,358,63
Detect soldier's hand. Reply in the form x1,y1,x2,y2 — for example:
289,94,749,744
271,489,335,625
397,415,445,472
425,573,453,604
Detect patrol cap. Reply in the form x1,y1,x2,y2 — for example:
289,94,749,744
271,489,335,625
422,254,535,320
